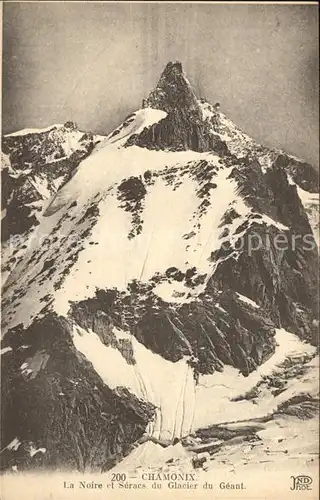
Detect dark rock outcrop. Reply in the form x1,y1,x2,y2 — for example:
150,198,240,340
1,314,155,472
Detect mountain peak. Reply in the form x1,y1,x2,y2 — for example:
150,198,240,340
131,61,228,153
161,60,184,78
143,61,198,113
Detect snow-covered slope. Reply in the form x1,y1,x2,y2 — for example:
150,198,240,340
1,122,105,282
1,61,318,474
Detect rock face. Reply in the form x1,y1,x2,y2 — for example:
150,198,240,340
1,61,318,473
211,157,319,342
127,62,229,154
1,314,155,472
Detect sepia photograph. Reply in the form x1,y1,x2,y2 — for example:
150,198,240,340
1,2,319,499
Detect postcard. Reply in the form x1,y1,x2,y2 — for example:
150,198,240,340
1,2,319,499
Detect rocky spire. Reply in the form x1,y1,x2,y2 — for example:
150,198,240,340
128,62,228,154
143,61,200,114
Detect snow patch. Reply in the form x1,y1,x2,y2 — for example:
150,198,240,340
236,293,260,309
4,124,64,137
29,446,46,458
154,281,194,304
6,438,21,452
288,176,319,243
1,346,12,355
258,214,289,232
96,108,167,149
215,303,227,313
28,176,51,200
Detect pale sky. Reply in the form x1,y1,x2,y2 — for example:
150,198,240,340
2,2,319,167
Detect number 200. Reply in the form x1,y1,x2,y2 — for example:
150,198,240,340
111,473,127,481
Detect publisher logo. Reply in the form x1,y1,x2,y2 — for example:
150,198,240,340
290,475,313,491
